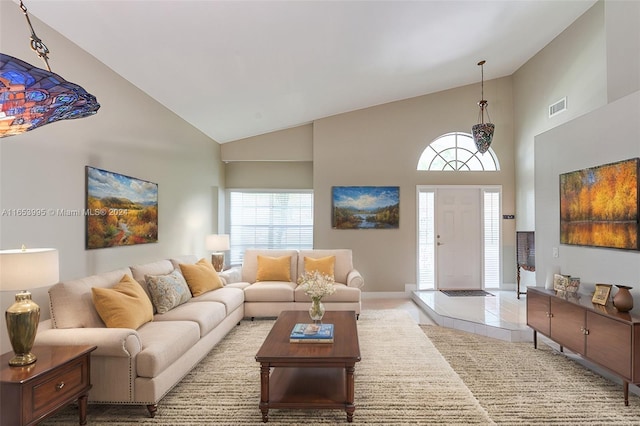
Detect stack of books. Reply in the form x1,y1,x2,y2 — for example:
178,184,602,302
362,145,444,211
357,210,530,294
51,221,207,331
289,323,334,343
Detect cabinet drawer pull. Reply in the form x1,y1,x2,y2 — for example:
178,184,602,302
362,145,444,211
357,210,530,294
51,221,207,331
56,381,65,390
546,312,553,318
581,327,590,335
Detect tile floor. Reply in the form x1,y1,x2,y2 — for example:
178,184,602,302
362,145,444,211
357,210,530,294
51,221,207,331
362,289,533,342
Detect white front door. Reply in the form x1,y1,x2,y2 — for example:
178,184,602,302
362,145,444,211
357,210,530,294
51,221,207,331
436,188,482,290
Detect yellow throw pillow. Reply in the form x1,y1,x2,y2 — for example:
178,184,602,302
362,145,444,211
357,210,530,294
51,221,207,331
179,258,223,296
91,275,154,329
256,255,291,281
304,256,336,279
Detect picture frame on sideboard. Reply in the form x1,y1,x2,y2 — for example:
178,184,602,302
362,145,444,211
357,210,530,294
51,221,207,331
592,284,613,305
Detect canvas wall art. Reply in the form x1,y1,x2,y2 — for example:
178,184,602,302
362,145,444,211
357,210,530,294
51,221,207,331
332,186,399,229
86,166,158,249
559,158,639,250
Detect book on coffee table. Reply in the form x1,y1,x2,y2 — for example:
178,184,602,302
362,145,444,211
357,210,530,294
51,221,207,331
289,323,334,343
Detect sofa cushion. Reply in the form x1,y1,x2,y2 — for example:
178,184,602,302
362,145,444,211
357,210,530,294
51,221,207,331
145,269,192,314
303,255,335,278
189,287,244,315
298,249,353,284
169,255,199,270
256,255,292,281
48,267,133,329
91,275,154,329
242,249,298,283
152,301,226,337
294,283,361,303
179,258,223,296
135,320,201,378
129,259,175,301
244,281,296,302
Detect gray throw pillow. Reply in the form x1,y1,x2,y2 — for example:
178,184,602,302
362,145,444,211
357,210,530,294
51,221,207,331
145,269,192,314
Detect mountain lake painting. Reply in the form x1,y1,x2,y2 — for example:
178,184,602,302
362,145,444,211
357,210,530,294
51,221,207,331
332,186,399,229
86,166,158,249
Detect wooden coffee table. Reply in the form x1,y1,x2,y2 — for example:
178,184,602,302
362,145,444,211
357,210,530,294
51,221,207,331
255,310,361,423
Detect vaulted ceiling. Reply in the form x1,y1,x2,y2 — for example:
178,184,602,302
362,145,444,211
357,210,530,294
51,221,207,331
23,0,596,143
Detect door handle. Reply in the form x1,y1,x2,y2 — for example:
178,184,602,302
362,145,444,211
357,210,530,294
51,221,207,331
437,242,444,246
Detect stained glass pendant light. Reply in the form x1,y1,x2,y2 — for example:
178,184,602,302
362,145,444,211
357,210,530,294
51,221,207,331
471,60,494,154
0,1,99,138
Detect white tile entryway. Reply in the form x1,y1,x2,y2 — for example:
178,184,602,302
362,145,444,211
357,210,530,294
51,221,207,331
362,290,532,342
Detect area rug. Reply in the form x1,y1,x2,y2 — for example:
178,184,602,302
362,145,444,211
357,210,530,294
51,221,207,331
42,310,492,425
422,325,640,425
441,290,494,297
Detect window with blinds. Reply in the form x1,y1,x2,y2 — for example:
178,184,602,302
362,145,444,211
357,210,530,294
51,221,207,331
228,191,313,265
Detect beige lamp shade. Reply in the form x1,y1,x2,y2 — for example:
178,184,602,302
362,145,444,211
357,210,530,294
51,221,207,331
205,235,230,252
0,248,60,290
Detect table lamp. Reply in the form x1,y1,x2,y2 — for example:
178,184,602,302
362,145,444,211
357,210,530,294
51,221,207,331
205,234,230,272
0,247,59,366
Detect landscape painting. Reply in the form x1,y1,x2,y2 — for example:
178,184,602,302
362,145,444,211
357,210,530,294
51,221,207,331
86,166,158,249
560,158,639,250
332,186,399,229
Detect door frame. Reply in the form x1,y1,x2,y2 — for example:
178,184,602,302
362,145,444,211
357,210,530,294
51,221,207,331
416,185,503,290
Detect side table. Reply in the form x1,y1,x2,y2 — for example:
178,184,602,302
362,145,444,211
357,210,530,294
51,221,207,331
1,345,96,426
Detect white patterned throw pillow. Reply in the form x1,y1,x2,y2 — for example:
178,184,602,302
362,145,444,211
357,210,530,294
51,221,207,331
145,269,192,314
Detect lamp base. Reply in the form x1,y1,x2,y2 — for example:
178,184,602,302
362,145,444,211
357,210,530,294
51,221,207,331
211,253,225,273
6,291,41,367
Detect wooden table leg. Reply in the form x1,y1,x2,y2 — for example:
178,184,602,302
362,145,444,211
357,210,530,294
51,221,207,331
345,365,355,422
533,329,537,349
624,380,629,406
259,364,270,422
78,393,88,425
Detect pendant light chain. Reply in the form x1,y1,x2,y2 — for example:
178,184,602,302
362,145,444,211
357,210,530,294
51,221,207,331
19,0,51,71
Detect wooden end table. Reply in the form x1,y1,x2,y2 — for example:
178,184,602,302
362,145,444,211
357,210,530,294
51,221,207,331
255,310,361,423
1,345,96,426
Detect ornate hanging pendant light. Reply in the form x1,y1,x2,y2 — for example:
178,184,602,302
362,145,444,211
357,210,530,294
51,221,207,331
0,1,99,138
471,60,494,154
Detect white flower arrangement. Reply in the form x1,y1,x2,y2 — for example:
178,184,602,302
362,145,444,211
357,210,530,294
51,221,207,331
298,270,336,300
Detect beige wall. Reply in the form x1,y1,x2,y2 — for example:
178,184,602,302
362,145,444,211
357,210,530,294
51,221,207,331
0,3,223,346
225,77,517,292
312,78,515,292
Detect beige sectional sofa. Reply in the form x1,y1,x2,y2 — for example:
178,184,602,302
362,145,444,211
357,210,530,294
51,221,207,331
220,249,364,318
33,249,363,416
34,255,245,417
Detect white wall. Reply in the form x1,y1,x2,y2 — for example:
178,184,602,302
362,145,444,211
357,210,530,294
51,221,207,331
0,3,223,349
534,91,640,306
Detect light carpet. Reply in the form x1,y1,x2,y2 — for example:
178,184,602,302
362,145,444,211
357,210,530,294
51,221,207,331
422,325,640,425
42,310,492,425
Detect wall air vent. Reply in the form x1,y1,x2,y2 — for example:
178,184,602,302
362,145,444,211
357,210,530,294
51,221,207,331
549,97,567,118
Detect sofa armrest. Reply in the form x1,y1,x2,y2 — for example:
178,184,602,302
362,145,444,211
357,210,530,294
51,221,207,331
346,269,364,288
36,320,142,358
219,267,242,285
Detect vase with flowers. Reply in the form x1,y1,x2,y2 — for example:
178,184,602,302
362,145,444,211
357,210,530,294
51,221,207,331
298,270,336,322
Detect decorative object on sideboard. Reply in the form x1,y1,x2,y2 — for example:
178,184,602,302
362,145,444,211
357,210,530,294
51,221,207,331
613,285,634,313
553,274,570,292
592,283,613,306
205,234,230,272
566,277,580,293
0,1,99,138
471,60,495,154
0,246,59,366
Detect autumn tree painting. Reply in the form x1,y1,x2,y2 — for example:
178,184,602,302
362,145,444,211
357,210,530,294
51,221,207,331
86,167,158,249
560,158,639,250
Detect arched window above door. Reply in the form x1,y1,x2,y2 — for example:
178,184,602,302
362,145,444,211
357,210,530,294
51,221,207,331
417,132,500,171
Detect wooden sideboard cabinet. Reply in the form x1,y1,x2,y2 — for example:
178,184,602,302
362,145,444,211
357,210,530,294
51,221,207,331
527,287,640,405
